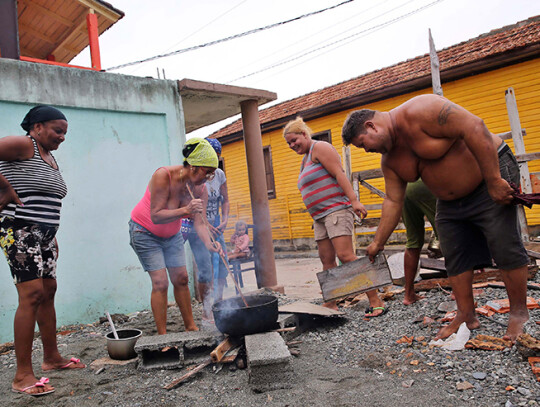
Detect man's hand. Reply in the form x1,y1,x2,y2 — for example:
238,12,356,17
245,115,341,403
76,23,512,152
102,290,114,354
0,185,22,212
366,242,384,262
487,178,514,205
351,200,367,219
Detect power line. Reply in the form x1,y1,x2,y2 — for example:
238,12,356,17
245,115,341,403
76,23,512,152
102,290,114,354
105,0,355,71
228,0,445,83
225,0,417,83
216,0,395,81
161,0,250,53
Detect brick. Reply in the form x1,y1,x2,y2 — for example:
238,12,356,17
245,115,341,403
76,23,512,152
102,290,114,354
245,332,294,392
134,331,220,370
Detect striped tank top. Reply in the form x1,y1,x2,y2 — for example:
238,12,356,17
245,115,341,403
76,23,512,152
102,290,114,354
298,141,350,220
0,136,67,226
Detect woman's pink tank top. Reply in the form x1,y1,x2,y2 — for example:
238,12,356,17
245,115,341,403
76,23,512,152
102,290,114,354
130,168,182,238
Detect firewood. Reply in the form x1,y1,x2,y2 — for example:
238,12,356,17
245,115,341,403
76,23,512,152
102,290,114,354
210,337,238,363
163,358,212,390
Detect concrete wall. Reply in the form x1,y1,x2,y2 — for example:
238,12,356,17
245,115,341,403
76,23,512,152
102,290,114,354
0,59,191,343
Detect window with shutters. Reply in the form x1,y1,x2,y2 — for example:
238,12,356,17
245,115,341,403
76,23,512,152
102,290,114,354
263,146,276,199
312,130,331,144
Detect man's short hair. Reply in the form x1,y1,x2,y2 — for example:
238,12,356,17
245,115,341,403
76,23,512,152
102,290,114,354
341,109,376,146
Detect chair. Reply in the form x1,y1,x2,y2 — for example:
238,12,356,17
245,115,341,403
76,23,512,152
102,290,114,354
228,224,256,291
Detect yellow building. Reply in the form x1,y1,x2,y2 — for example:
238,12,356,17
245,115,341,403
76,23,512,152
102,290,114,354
213,16,540,250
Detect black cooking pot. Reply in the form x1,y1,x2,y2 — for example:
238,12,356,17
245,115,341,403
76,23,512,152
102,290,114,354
212,294,278,337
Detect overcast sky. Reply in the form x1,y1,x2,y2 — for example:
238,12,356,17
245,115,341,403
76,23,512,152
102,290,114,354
72,0,540,137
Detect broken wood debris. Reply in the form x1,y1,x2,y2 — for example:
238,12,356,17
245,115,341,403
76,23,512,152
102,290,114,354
528,357,540,382
163,357,212,390
210,337,239,363
465,335,512,351
516,333,540,359
485,297,539,313
413,265,537,292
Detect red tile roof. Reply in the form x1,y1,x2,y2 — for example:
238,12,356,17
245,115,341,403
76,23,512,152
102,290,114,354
212,15,540,141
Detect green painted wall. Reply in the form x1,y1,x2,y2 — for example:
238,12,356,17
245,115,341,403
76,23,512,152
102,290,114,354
0,59,192,343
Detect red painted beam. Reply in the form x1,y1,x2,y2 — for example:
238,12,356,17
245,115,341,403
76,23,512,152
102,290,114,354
86,11,101,71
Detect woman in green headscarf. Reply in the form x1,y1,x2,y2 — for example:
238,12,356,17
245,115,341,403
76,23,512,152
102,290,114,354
129,138,222,334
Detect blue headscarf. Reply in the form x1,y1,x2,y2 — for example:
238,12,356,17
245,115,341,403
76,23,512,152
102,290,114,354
206,137,222,155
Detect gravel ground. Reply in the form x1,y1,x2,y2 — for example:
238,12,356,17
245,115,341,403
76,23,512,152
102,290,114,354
1,267,539,407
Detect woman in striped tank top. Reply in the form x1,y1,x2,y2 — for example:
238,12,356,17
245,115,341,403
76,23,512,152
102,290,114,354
284,117,385,316
0,106,84,397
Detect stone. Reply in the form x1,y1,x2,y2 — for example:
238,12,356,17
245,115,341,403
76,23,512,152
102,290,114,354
473,372,487,380
456,381,474,391
438,301,457,313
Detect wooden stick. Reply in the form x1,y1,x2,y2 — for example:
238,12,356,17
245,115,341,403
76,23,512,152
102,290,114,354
163,358,212,390
185,183,249,307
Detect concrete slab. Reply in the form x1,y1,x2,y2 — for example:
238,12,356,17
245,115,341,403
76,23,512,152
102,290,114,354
245,331,294,392
134,331,220,370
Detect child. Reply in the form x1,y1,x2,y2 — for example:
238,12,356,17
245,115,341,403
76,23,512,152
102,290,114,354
229,221,250,259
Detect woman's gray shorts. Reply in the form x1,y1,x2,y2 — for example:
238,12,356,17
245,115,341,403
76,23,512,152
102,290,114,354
435,143,529,276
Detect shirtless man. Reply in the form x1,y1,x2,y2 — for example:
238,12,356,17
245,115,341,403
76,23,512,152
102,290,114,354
341,94,529,341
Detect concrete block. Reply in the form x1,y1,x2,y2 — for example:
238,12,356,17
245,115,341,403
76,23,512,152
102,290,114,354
134,331,220,370
245,331,294,392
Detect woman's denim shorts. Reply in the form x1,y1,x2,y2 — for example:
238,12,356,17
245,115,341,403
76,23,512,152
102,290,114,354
129,219,186,272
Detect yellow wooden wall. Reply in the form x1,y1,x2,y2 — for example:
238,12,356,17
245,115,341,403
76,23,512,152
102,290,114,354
222,58,540,242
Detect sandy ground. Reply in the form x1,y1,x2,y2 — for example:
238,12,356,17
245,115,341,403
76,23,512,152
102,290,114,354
1,256,539,406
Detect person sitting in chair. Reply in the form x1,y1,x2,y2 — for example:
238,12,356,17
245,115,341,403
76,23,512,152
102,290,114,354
229,220,250,260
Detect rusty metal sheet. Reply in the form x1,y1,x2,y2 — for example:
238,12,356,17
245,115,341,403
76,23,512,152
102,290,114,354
316,255,392,302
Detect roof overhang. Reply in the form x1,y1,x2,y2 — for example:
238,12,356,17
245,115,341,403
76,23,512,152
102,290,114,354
17,0,124,63
177,79,277,134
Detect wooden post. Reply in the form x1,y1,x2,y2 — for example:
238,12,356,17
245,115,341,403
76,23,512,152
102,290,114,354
429,29,443,96
505,88,530,242
86,9,101,71
342,146,357,251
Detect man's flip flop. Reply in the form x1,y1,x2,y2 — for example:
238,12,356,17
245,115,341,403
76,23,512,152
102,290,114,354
365,306,388,318
12,377,55,397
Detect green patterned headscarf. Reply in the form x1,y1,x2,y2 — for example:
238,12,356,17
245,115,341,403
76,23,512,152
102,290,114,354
182,138,218,168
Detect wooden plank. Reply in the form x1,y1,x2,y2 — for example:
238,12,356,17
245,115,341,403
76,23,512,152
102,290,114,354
278,302,345,316
530,173,540,194
317,256,392,301
413,264,537,292
419,257,446,272
515,152,540,163
353,168,383,181
429,28,443,96
505,87,530,242
496,129,526,140
360,180,386,198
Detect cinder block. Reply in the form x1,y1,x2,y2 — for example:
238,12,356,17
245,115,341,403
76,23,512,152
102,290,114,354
134,331,220,370
245,331,294,392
